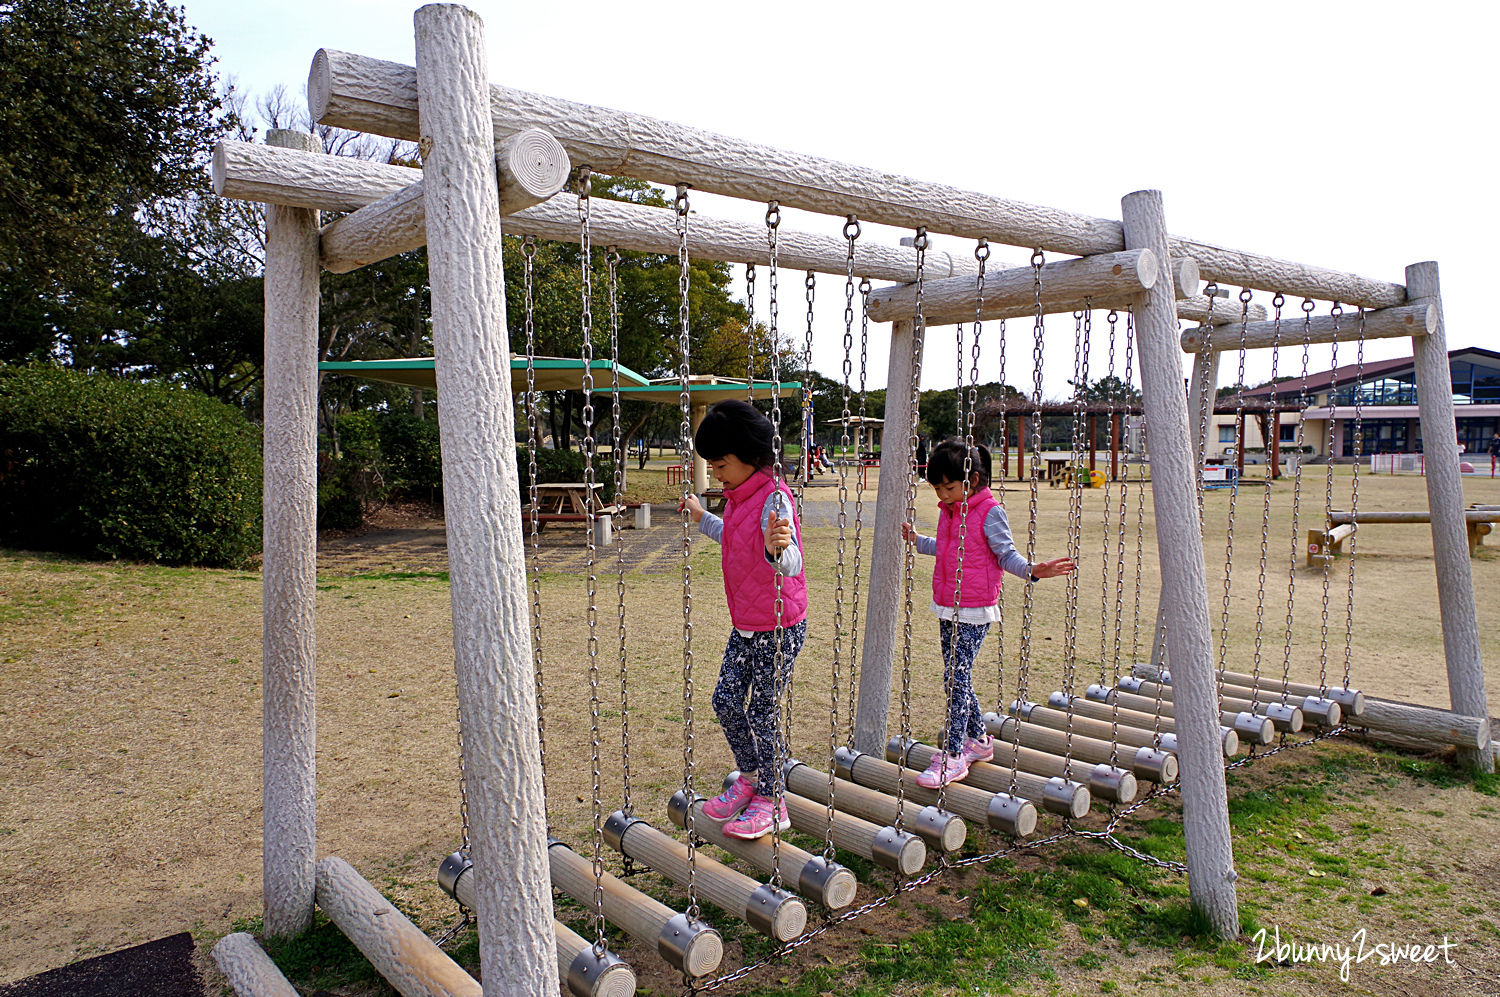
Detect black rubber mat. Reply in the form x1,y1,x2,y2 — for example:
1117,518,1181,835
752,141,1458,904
0,932,203,997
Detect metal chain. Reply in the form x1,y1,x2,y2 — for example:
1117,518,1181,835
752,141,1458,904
521,234,543,844
576,170,608,957
675,184,700,920
1316,304,1343,697
1248,294,1284,706
1214,291,1252,703
1105,310,1126,762
745,264,757,402
994,307,1009,711
1100,310,1118,685
826,216,860,860
1343,309,1366,692
1194,286,1220,525
847,276,872,747
607,246,633,820
895,227,930,832
1058,304,1089,772
1008,249,1046,796
1280,299,1316,701
765,200,788,886
1127,310,1146,671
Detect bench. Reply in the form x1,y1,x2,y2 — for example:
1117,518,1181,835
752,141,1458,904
1307,509,1497,565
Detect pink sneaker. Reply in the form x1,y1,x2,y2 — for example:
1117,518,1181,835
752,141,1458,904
722,795,791,840
703,774,756,822
962,735,995,764
916,752,970,789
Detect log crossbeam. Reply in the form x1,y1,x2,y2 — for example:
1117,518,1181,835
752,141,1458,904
306,48,1407,307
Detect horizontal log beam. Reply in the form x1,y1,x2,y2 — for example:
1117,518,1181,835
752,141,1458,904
1329,509,1497,525
307,48,1408,307
1178,294,1268,325
1361,697,1490,751
320,128,569,272
864,249,1168,325
1181,303,1435,353
316,856,481,997
216,140,976,280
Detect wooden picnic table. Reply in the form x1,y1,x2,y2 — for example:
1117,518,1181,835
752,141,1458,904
532,481,607,515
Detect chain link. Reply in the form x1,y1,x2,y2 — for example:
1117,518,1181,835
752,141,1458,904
1316,304,1343,698
1343,309,1365,692
1247,294,1283,707
1008,249,1046,796
745,264,756,403
1280,299,1316,701
676,184,700,920
576,170,608,957
1194,285,1219,526
1214,291,1252,706
607,246,632,820
765,200,788,886
895,227,930,832
848,276,871,747
827,216,860,859
521,234,543,845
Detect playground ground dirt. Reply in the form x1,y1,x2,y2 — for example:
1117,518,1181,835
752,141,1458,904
2,467,1498,994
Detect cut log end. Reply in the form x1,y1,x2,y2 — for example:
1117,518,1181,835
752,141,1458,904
308,49,334,124
683,930,724,979
898,833,928,876
1174,256,1201,298
501,128,571,201
771,898,808,942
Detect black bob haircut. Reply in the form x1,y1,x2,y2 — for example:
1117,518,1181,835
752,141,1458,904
925,439,992,487
693,400,777,469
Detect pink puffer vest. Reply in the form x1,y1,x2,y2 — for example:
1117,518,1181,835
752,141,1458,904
932,487,1005,608
721,469,808,630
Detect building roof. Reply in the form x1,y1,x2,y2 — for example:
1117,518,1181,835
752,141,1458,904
1239,346,1500,399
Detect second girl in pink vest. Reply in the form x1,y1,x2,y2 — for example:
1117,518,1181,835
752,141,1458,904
683,401,808,840
901,441,1075,788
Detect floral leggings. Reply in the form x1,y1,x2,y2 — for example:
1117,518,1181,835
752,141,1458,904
939,619,991,754
712,620,806,797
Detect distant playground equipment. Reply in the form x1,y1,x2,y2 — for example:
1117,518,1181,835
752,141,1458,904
1307,507,1497,565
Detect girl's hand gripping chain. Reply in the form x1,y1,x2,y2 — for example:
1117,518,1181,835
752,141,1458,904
764,513,792,558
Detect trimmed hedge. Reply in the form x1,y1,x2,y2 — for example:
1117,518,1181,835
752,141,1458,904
0,365,261,567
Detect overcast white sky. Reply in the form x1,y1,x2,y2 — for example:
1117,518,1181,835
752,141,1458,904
181,0,1497,396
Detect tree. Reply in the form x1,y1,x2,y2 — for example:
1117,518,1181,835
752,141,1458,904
500,175,751,449
0,0,231,366
1069,374,1141,405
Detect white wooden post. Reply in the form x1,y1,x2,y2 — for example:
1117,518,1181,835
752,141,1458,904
261,127,322,939
1122,190,1239,938
1407,261,1493,772
414,5,557,993
1188,349,1222,466
855,318,920,753
691,402,709,496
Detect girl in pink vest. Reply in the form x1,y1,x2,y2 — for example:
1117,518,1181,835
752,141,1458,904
683,401,808,839
902,441,1074,788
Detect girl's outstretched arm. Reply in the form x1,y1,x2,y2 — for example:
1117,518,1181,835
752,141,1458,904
900,521,938,556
